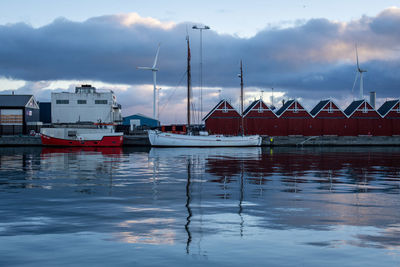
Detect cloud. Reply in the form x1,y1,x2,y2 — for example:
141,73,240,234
116,13,176,30
1,9,400,123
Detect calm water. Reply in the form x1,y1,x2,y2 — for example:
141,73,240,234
0,146,400,266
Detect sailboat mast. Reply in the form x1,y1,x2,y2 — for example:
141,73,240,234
187,36,191,131
240,60,244,136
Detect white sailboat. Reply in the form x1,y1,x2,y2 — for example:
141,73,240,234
148,131,261,147
147,36,262,147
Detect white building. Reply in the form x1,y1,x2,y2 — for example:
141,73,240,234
51,84,122,124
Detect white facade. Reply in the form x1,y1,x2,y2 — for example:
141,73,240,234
51,85,122,124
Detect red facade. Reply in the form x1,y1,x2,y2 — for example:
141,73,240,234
277,100,314,136
347,101,383,136
380,100,400,135
243,99,278,135
205,98,399,137
204,100,241,135
313,100,348,136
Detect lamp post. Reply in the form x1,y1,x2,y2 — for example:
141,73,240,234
192,25,210,124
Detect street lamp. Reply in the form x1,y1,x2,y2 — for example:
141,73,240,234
192,25,210,124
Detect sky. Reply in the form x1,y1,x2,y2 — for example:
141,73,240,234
0,0,399,124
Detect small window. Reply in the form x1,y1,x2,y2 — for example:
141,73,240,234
95,100,108,104
293,102,299,113
56,100,69,104
222,102,228,113
328,103,333,113
77,100,87,104
258,106,263,113
397,106,400,113
362,105,368,113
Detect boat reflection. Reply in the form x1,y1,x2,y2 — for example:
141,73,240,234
41,146,123,156
149,146,400,254
185,158,192,254
1,146,399,260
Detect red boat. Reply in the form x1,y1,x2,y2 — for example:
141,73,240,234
40,127,123,147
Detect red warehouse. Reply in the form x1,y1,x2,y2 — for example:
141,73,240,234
378,100,400,135
310,100,348,136
243,99,279,136
203,100,241,135
204,97,400,137
275,100,317,136
344,100,384,136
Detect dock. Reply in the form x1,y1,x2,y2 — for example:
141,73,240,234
1,135,400,147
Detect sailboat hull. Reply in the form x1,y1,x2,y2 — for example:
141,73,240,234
148,130,262,147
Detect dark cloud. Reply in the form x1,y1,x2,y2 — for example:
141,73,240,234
0,8,400,105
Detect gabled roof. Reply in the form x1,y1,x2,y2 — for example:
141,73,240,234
203,99,239,121
243,99,275,117
275,100,294,116
243,100,259,116
124,113,158,121
0,95,37,108
343,100,364,116
310,100,330,116
378,100,399,117
203,100,224,121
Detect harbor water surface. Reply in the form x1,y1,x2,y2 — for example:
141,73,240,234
1,146,400,266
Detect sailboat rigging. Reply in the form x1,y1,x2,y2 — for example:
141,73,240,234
147,36,262,147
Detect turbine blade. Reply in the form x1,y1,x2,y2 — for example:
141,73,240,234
137,67,152,70
152,44,161,69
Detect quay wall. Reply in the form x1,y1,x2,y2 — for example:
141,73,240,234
263,135,400,146
0,136,42,146
1,135,400,147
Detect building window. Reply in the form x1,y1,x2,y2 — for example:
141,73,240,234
56,100,69,104
77,100,87,104
328,103,333,113
362,105,368,113
397,106,400,113
95,100,108,104
258,106,263,113
222,102,228,113
293,103,298,113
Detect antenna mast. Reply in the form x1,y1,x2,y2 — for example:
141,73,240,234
239,60,244,136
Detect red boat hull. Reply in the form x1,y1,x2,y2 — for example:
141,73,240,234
41,134,123,147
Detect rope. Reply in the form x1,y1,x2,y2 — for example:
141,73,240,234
159,70,187,114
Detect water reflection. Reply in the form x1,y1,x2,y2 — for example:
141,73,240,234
185,158,192,254
0,146,400,266
148,147,400,256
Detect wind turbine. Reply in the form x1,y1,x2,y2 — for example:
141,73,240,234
137,44,160,120
355,44,367,100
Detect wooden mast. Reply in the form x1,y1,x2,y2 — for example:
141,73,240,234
240,60,244,136
187,35,191,132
